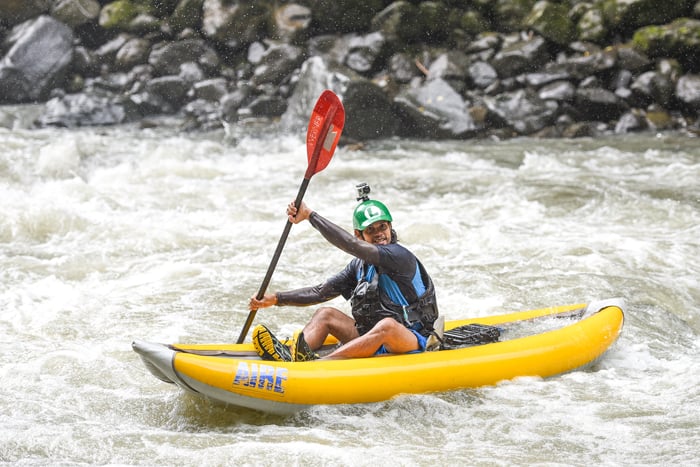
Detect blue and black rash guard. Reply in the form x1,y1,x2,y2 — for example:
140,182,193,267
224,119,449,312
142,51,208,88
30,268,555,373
276,211,438,334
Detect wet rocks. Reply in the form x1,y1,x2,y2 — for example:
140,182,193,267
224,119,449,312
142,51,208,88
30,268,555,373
0,15,73,103
0,0,699,139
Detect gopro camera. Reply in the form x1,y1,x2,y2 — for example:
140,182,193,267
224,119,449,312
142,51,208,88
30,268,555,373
356,182,371,201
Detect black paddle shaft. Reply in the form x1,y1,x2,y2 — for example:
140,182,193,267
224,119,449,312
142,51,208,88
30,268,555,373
235,178,310,343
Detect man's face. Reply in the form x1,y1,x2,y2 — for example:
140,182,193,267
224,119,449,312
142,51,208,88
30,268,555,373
360,221,391,245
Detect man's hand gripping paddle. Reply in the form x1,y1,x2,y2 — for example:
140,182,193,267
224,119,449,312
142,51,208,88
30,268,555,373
236,90,345,343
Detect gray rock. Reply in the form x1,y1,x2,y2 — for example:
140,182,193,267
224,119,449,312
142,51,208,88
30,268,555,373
394,78,477,138
148,39,220,77
388,53,420,84
371,1,420,44
547,50,616,80
220,87,252,123
574,87,628,121
342,80,398,141
491,35,550,78
114,38,151,71
0,15,73,103
468,61,498,89
39,92,128,127
169,0,204,33
0,0,49,27
517,71,571,88
631,71,674,107
192,78,228,101
201,0,268,48
51,0,100,28
675,74,700,111
178,62,206,83
252,43,305,86
615,46,651,72
576,7,606,44
615,110,648,134
144,75,190,111
484,88,559,134
280,56,350,133
244,95,288,118
345,32,387,74
428,51,470,84
538,81,575,101
272,3,312,42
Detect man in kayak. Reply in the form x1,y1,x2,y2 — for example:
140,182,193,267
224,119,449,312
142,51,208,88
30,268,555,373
249,184,439,362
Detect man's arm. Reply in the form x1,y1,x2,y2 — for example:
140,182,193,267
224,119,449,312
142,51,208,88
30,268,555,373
308,211,381,264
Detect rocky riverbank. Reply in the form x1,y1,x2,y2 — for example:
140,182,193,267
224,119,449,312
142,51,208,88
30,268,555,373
1,0,699,141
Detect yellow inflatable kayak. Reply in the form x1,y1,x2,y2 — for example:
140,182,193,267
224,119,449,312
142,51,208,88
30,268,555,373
132,298,624,415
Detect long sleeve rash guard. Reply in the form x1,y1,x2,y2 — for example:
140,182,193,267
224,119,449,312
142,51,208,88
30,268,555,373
275,211,421,307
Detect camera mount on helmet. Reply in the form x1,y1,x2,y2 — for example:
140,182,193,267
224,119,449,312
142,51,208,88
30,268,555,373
356,182,371,202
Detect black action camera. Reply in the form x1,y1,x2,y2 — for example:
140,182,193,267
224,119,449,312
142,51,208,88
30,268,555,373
356,183,371,201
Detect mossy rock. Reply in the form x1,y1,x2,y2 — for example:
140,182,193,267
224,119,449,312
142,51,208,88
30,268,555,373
418,1,452,43
525,1,575,46
99,0,157,30
601,0,695,32
458,9,491,36
633,18,700,71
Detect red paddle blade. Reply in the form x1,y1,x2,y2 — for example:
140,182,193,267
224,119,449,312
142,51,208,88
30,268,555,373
306,90,345,178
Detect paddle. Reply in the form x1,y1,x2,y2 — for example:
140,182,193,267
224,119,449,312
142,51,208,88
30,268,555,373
236,90,345,344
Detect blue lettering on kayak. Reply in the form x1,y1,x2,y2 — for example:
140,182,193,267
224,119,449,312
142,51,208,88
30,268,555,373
233,362,288,394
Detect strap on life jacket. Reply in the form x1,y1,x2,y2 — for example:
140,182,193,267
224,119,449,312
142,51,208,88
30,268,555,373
350,261,438,336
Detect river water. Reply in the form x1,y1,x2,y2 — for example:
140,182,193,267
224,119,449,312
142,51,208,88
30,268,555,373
1,118,698,466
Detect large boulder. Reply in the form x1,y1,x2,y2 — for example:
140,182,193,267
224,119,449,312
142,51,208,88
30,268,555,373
0,15,73,103
394,78,478,138
342,80,399,141
633,18,700,71
280,56,351,133
602,0,695,32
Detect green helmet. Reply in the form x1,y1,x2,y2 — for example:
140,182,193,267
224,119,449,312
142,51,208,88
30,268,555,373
353,199,393,230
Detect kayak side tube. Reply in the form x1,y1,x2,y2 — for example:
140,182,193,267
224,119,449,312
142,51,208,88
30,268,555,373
132,299,625,415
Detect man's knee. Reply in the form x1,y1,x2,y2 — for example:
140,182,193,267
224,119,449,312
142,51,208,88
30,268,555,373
373,317,401,334
312,306,339,320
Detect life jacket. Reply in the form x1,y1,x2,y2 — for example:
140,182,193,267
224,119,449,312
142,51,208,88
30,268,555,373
350,259,438,337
